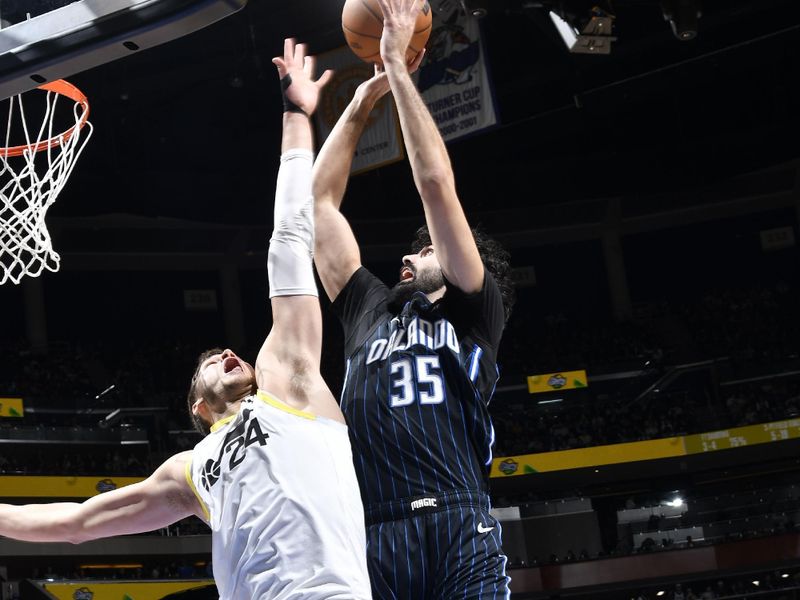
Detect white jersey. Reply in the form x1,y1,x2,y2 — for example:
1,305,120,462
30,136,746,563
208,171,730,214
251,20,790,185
186,390,371,599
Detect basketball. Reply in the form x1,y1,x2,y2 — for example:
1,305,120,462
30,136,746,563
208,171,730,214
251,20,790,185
342,0,433,65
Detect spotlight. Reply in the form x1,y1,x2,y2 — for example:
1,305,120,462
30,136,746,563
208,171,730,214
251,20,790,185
461,0,489,18
99,408,122,429
549,7,617,54
661,0,701,41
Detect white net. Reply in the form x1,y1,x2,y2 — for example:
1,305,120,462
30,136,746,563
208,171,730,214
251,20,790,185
0,80,92,285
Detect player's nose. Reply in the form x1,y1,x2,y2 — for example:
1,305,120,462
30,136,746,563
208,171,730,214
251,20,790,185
402,254,415,265
221,348,236,359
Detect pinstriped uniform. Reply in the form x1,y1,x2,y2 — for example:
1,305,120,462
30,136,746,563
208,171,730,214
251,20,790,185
332,266,511,599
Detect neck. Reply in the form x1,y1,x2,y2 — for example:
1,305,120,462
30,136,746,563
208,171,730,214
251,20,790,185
425,287,446,303
210,394,248,425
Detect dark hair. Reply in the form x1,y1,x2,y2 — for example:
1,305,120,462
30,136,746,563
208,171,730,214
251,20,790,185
186,348,224,436
411,225,515,323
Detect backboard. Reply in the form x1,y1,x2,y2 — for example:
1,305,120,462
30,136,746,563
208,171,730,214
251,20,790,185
0,0,248,99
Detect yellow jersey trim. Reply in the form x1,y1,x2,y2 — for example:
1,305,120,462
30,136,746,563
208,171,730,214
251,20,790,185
257,390,316,420
209,415,236,433
184,459,211,523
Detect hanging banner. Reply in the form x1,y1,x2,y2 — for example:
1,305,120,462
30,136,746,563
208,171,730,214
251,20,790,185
0,397,23,417
527,370,588,394
316,47,404,174
417,0,498,141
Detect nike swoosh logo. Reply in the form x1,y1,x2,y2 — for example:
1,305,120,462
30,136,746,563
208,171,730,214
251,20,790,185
477,522,494,534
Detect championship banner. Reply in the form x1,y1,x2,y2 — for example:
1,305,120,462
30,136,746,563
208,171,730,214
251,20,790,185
527,370,588,394
43,581,214,600
0,476,144,498
417,0,498,141
315,46,404,174
0,397,23,417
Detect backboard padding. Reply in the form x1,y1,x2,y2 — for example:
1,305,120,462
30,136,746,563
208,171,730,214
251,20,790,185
0,0,248,99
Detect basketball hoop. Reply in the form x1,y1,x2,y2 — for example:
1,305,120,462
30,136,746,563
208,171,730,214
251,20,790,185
0,79,93,285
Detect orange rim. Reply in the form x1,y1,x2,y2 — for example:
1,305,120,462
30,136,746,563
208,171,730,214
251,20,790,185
0,79,91,158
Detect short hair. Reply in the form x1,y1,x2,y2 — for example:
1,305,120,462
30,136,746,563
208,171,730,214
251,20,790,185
411,225,516,323
186,348,224,436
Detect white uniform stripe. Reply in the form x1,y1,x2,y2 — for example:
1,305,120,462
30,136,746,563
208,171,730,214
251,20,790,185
468,345,483,382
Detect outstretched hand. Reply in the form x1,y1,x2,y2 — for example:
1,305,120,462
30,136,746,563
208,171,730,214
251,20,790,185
355,49,426,104
272,38,333,116
374,0,423,67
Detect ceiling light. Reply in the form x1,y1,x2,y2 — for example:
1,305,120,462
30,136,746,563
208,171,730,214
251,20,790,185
549,8,617,55
661,0,701,41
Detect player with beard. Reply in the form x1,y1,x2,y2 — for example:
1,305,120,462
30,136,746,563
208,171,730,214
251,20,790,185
0,39,371,600
312,0,515,597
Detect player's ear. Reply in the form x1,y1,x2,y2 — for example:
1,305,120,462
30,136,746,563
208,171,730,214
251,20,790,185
192,397,209,420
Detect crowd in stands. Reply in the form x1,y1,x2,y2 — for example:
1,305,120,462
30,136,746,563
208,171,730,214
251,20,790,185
492,388,695,455
0,338,203,413
490,281,800,457
0,446,150,476
25,559,214,581
491,372,800,456
1,282,799,463
631,568,800,600
498,280,799,379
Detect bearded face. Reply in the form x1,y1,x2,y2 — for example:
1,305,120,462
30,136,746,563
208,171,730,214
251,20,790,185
389,247,445,308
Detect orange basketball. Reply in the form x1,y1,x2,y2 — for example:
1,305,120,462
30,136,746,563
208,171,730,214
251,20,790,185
342,0,433,65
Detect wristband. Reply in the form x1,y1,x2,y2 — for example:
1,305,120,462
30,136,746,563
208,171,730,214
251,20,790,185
280,74,306,116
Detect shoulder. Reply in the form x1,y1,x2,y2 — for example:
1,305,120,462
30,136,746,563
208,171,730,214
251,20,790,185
157,451,194,484
162,450,208,520
333,267,387,304
443,269,504,344
445,268,502,312
332,266,390,323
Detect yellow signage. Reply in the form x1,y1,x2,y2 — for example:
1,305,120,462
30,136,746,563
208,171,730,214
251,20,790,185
0,476,144,498
527,370,587,394
43,581,214,600
684,418,800,453
0,397,23,417
491,417,800,478
491,437,684,477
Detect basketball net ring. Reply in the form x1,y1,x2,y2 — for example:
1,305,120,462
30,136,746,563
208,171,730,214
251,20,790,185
0,79,93,285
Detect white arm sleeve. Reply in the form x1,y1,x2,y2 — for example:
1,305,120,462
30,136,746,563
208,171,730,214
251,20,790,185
268,149,318,298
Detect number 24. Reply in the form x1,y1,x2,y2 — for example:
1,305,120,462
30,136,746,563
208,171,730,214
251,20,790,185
390,356,444,407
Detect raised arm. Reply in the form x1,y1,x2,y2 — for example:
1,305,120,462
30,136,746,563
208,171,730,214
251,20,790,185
312,69,385,302
313,60,424,301
256,39,333,400
0,451,200,544
377,0,484,293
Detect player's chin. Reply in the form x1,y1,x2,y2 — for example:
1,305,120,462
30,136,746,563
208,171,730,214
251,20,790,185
225,371,255,390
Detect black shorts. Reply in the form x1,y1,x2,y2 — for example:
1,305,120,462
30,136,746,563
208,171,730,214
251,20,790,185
364,489,511,600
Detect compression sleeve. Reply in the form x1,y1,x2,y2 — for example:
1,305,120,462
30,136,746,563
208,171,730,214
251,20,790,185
268,149,318,298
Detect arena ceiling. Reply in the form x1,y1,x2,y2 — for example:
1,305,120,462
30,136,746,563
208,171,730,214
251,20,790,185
28,0,800,236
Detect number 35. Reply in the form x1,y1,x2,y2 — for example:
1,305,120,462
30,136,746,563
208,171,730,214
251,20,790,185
390,356,444,407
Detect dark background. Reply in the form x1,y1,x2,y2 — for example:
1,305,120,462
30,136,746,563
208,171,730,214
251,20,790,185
4,0,798,223
1,0,799,392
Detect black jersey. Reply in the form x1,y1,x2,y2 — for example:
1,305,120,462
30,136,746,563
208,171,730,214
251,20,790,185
332,266,505,507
